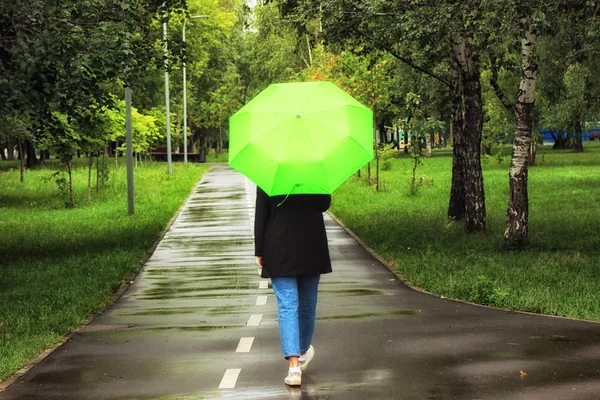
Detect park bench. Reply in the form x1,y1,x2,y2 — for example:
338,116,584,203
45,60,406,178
589,132,600,141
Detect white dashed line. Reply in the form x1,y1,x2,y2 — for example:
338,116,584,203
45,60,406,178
219,368,242,389
256,295,268,306
236,337,255,353
259,280,269,289
246,314,263,326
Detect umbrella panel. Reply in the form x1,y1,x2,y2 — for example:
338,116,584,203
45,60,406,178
230,116,372,196
229,81,374,196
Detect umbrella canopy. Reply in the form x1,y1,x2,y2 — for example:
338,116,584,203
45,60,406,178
229,81,374,196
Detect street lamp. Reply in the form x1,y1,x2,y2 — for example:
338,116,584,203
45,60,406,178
183,15,208,163
162,6,172,174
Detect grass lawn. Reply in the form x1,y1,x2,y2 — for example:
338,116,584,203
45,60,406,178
0,160,209,381
331,142,600,321
205,149,228,163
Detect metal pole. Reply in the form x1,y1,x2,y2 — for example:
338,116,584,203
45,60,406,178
182,15,208,164
163,7,172,174
125,85,134,214
182,19,188,163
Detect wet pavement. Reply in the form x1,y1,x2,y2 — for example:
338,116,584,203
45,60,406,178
1,164,600,400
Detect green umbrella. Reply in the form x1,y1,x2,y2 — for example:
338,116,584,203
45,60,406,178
228,81,374,196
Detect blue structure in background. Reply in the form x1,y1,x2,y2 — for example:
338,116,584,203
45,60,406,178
539,125,600,144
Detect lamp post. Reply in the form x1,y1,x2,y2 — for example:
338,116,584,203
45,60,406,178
162,6,172,174
182,15,208,163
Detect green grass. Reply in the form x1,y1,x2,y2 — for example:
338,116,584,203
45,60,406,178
205,149,228,163
331,142,600,321
0,160,209,381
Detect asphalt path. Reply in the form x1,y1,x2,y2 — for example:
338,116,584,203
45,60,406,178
1,164,599,400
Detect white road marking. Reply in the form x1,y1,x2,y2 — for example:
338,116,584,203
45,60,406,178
259,280,269,289
256,295,268,306
246,314,263,326
219,368,242,389
236,337,255,353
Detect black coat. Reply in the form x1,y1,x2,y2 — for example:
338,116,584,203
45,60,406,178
254,187,332,278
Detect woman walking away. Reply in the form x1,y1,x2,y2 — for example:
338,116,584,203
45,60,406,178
254,186,332,386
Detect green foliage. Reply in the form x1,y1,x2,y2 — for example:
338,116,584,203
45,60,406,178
96,155,110,190
45,171,73,209
0,114,33,145
300,46,398,119
235,1,308,99
539,63,590,143
377,144,395,171
480,69,515,149
38,112,80,163
401,93,445,194
100,99,164,154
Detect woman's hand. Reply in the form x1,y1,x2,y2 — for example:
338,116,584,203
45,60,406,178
256,256,263,269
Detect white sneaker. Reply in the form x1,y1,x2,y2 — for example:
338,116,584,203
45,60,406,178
284,367,302,386
299,345,315,371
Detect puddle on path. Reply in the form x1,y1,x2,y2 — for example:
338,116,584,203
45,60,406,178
321,288,382,296
318,310,417,320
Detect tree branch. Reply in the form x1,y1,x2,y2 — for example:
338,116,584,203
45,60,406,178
352,27,450,87
488,50,514,111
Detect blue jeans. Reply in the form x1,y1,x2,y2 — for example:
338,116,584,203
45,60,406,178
271,275,320,359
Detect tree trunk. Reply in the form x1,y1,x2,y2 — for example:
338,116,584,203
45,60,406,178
6,140,15,160
219,126,223,155
190,123,196,153
573,123,584,152
376,156,380,191
40,149,50,162
462,74,486,233
425,133,432,157
375,120,380,191
552,132,571,149
529,113,538,166
505,22,537,245
448,51,466,221
18,139,24,183
96,153,100,194
66,158,74,208
529,130,538,166
452,31,486,233
87,154,93,202
378,121,386,145
25,140,39,168
115,141,119,174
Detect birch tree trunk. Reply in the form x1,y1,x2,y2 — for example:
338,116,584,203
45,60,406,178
505,22,537,244
448,52,466,221
425,133,432,157
452,32,486,232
